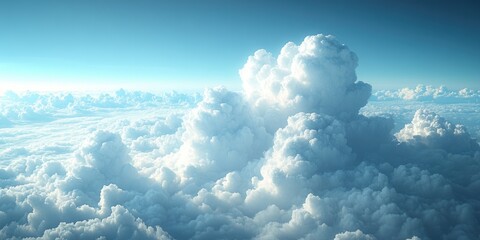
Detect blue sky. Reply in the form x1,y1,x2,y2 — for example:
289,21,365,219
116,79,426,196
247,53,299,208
0,0,479,91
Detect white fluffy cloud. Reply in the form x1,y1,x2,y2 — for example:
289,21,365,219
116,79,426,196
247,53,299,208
396,109,478,153
37,205,172,240
1,34,479,239
372,85,480,102
175,87,271,184
240,34,371,132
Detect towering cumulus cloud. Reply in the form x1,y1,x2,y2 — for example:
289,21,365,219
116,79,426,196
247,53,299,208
240,35,371,131
1,34,479,239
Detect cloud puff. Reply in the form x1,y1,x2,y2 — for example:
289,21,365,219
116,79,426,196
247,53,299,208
37,205,172,240
240,34,371,131
334,230,376,240
75,131,132,178
396,109,479,153
1,34,480,240
246,112,354,210
170,87,271,186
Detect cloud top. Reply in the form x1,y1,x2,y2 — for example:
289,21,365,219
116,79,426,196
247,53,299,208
240,34,371,123
396,109,479,153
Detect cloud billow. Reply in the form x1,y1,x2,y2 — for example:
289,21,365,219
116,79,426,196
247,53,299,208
1,34,479,239
240,35,372,132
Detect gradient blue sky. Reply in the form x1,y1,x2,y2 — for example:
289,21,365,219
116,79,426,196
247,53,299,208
1,0,479,91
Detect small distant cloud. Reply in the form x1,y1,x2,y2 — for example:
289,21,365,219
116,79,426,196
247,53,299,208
372,85,480,103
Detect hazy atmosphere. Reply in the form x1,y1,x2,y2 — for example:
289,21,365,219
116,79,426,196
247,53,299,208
1,0,479,90
1,1,479,240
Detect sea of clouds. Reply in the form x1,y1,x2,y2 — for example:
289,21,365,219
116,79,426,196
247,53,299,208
1,34,479,239
372,85,480,103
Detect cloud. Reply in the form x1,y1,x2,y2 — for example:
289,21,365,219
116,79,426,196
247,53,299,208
333,230,376,240
1,34,480,239
176,87,271,183
0,90,200,127
396,109,479,153
240,34,371,132
245,112,354,211
37,205,172,240
75,131,132,178
361,95,480,141
372,85,480,103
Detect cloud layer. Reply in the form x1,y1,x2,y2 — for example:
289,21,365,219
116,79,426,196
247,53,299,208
0,89,199,128
372,85,480,103
1,34,479,239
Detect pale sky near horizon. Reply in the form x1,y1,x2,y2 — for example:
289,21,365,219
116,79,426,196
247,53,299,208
1,0,479,91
